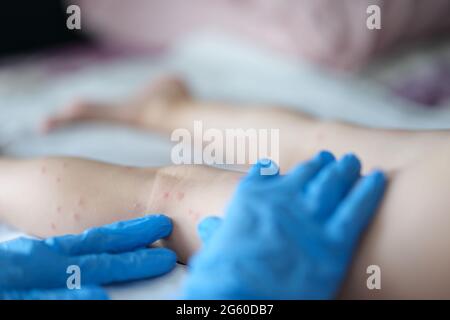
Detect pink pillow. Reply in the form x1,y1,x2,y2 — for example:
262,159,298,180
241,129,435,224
75,0,450,70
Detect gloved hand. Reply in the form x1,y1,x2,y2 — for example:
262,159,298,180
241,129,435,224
183,151,386,299
0,215,177,300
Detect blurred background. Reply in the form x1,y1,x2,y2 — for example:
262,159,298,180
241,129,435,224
0,0,449,299
1,0,449,166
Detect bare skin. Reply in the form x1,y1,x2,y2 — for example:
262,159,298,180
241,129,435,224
0,157,238,263
2,76,450,298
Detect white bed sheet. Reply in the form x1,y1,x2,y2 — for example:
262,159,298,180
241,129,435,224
1,33,449,299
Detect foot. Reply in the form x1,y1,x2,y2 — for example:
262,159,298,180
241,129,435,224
40,75,193,134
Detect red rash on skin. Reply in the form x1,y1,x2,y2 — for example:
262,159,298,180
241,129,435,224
73,213,81,221
188,209,200,221
50,223,56,230
193,212,200,221
163,192,170,200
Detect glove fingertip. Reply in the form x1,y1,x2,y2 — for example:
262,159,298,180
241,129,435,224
327,169,387,242
369,170,387,187
247,161,265,178
198,216,223,244
247,158,280,178
315,150,336,163
146,214,174,237
340,153,361,172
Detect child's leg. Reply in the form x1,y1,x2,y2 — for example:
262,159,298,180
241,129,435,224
40,76,192,134
42,76,450,172
4,152,450,297
0,157,157,236
0,157,240,263
39,76,450,297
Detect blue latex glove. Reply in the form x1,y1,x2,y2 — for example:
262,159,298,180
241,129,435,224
0,215,177,300
183,151,386,299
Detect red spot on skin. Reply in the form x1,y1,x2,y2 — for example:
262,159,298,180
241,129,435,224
73,213,81,221
50,223,56,230
78,198,84,207
188,209,200,221
56,206,62,214
163,192,170,200
176,192,185,201
56,177,61,183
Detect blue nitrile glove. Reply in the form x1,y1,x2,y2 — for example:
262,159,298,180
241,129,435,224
183,151,386,299
0,215,177,300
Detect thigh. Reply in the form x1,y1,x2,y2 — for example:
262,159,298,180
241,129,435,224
341,145,450,299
